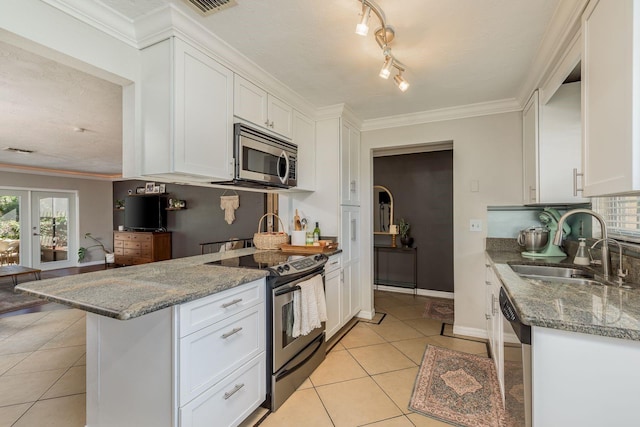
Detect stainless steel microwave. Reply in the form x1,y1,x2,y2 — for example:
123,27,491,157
215,124,297,189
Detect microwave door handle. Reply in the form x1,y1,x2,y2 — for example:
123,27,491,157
278,151,290,184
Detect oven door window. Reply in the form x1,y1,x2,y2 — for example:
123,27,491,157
239,135,290,185
282,298,297,348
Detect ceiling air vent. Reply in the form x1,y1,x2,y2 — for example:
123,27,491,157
182,0,237,16
4,147,34,154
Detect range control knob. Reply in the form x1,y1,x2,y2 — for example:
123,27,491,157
277,266,284,273
283,264,290,271
314,255,322,261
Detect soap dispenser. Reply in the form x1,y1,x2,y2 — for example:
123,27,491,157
574,238,590,266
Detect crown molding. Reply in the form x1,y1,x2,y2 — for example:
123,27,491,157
361,98,521,132
0,164,121,181
41,0,138,47
516,0,589,106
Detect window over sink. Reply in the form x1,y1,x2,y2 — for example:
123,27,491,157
593,196,640,243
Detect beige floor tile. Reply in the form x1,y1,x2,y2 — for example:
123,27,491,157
261,388,332,427
391,294,428,306
391,338,430,365
238,406,269,427
0,369,65,407
296,378,313,390
329,341,346,352
340,324,386,349
41,366,86,399
362,415,416,426
424,335,489,356
316,376,402,427
40,318,86,349
0,402,32,427
13,393,85,427
378,313,401,323
365,321,423,342
372,367,419,415
381,305,427,321
310,348,368,386
73,353,86,367
406,412,455,426
402,318,444,337
6,346,86,375
0,313,48,341
0,352,31,376
348,343,415,375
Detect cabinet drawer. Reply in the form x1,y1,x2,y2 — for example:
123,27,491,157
179,303,265,405
124,241,141,249
179,354,265,427
131,257,150,265
179,279,264,337
124,248,141,256
141,242,152,251
115,255,133,265
114,248,124,255
114,240,124,248
325,254,342,273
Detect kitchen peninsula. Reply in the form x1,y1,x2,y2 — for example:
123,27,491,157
16,247,270,427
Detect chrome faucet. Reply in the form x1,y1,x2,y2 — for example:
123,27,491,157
553,209,612,280
590,238,627,284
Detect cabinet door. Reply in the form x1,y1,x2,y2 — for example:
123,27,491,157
233,75,268,129
583,0,640,196
340,265,351,325
174,38,234,180
267,95,293,139
349,260,361,318
340,206,360,264
324,269,341,340
485,264,495,353
340,122,361,206
522,91,539,204
293,110,316,191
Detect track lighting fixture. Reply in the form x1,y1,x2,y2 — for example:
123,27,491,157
354,0,409,92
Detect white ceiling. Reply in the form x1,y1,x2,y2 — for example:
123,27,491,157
0,0,561,176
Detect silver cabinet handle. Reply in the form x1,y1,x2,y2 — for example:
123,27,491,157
330,261,339,265
221,327,243,339
485,314,491,320
264,120,270,126
350,180,356,193
485,280,491,286
573,168,584,196
351,218,356,241
223,383,245,400
529,186,536,203
269,121,274,128
492,295,498,316
221,298,243,308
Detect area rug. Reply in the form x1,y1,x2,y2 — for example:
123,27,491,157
409,345,505,427
423,297,454,323
0,280,47,315
503,360,526,427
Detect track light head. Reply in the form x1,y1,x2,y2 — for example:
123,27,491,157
394,73,409,92
379,56,393,79
355,5,371,36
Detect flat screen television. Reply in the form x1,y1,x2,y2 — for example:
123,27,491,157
124,195,167,231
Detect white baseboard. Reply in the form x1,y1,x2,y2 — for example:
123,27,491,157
374,285,454,300
77,260,105,267
356,309,375,320
453,325,488,340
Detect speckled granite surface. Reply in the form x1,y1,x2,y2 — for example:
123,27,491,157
16,247,269,320
486,249,640,341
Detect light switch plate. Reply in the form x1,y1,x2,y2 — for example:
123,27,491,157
470,219,482,232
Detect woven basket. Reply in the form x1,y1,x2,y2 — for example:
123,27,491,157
253,213,289,250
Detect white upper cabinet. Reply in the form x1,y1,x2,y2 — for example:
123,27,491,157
582,0,640,196
340,121,361,206
522,84,587,204
292,110,316,191
234,75,293,139
140,37,234,181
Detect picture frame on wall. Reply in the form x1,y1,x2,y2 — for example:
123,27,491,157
152,185,161,194
136,187,145,194
159,184,166,194
145,182,155,193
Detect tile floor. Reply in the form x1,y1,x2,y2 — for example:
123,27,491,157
0,290,488,427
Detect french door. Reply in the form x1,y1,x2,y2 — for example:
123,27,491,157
0,189,77,270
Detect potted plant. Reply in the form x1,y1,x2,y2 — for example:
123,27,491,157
78,233,114,263
115,199,125,210
398,218,414,248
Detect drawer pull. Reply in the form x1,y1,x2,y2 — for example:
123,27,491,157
221,298,243,308
221,327,243,339
223,383,245,400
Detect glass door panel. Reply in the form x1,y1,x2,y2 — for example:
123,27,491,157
32,192,75,270
0,191,26,266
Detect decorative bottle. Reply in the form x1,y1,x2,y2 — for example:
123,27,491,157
313,222,321,243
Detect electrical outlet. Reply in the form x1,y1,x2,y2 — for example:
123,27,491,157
470,219,482,232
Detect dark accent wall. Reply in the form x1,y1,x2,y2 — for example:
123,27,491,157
113,180,265,259
374,151,454,292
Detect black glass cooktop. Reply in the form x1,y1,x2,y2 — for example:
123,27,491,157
207,253,308,269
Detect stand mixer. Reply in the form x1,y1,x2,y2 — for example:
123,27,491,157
521,207,571,258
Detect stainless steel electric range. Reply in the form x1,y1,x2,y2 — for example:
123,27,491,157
207,251,328,411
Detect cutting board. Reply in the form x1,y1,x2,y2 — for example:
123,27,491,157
279,243,338,254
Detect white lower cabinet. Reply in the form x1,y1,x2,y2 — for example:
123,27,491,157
324,253,361,341
85,278,266,427
485,259,504,398
324,254,342,340
180,355,266,427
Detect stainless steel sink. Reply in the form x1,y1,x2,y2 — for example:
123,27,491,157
522,275,604,286
509,264,594,279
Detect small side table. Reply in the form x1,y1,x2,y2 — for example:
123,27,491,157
0,266,42,286
374,245,418,295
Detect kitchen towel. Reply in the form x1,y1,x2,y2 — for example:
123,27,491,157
292,274,327,337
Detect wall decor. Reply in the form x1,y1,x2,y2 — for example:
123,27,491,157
136,187,145,194
145,182,155,193
220,190,240,224
152,185,161,194
159,184,166,194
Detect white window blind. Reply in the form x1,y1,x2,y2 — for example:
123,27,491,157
593,196,640,242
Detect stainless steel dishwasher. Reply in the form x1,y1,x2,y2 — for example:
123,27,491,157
499,287,532,427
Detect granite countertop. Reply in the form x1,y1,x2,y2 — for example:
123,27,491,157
16,247,269,320
486,249,640,341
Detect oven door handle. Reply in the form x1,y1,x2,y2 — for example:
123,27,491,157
274,285,301,297
274,334,324,381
